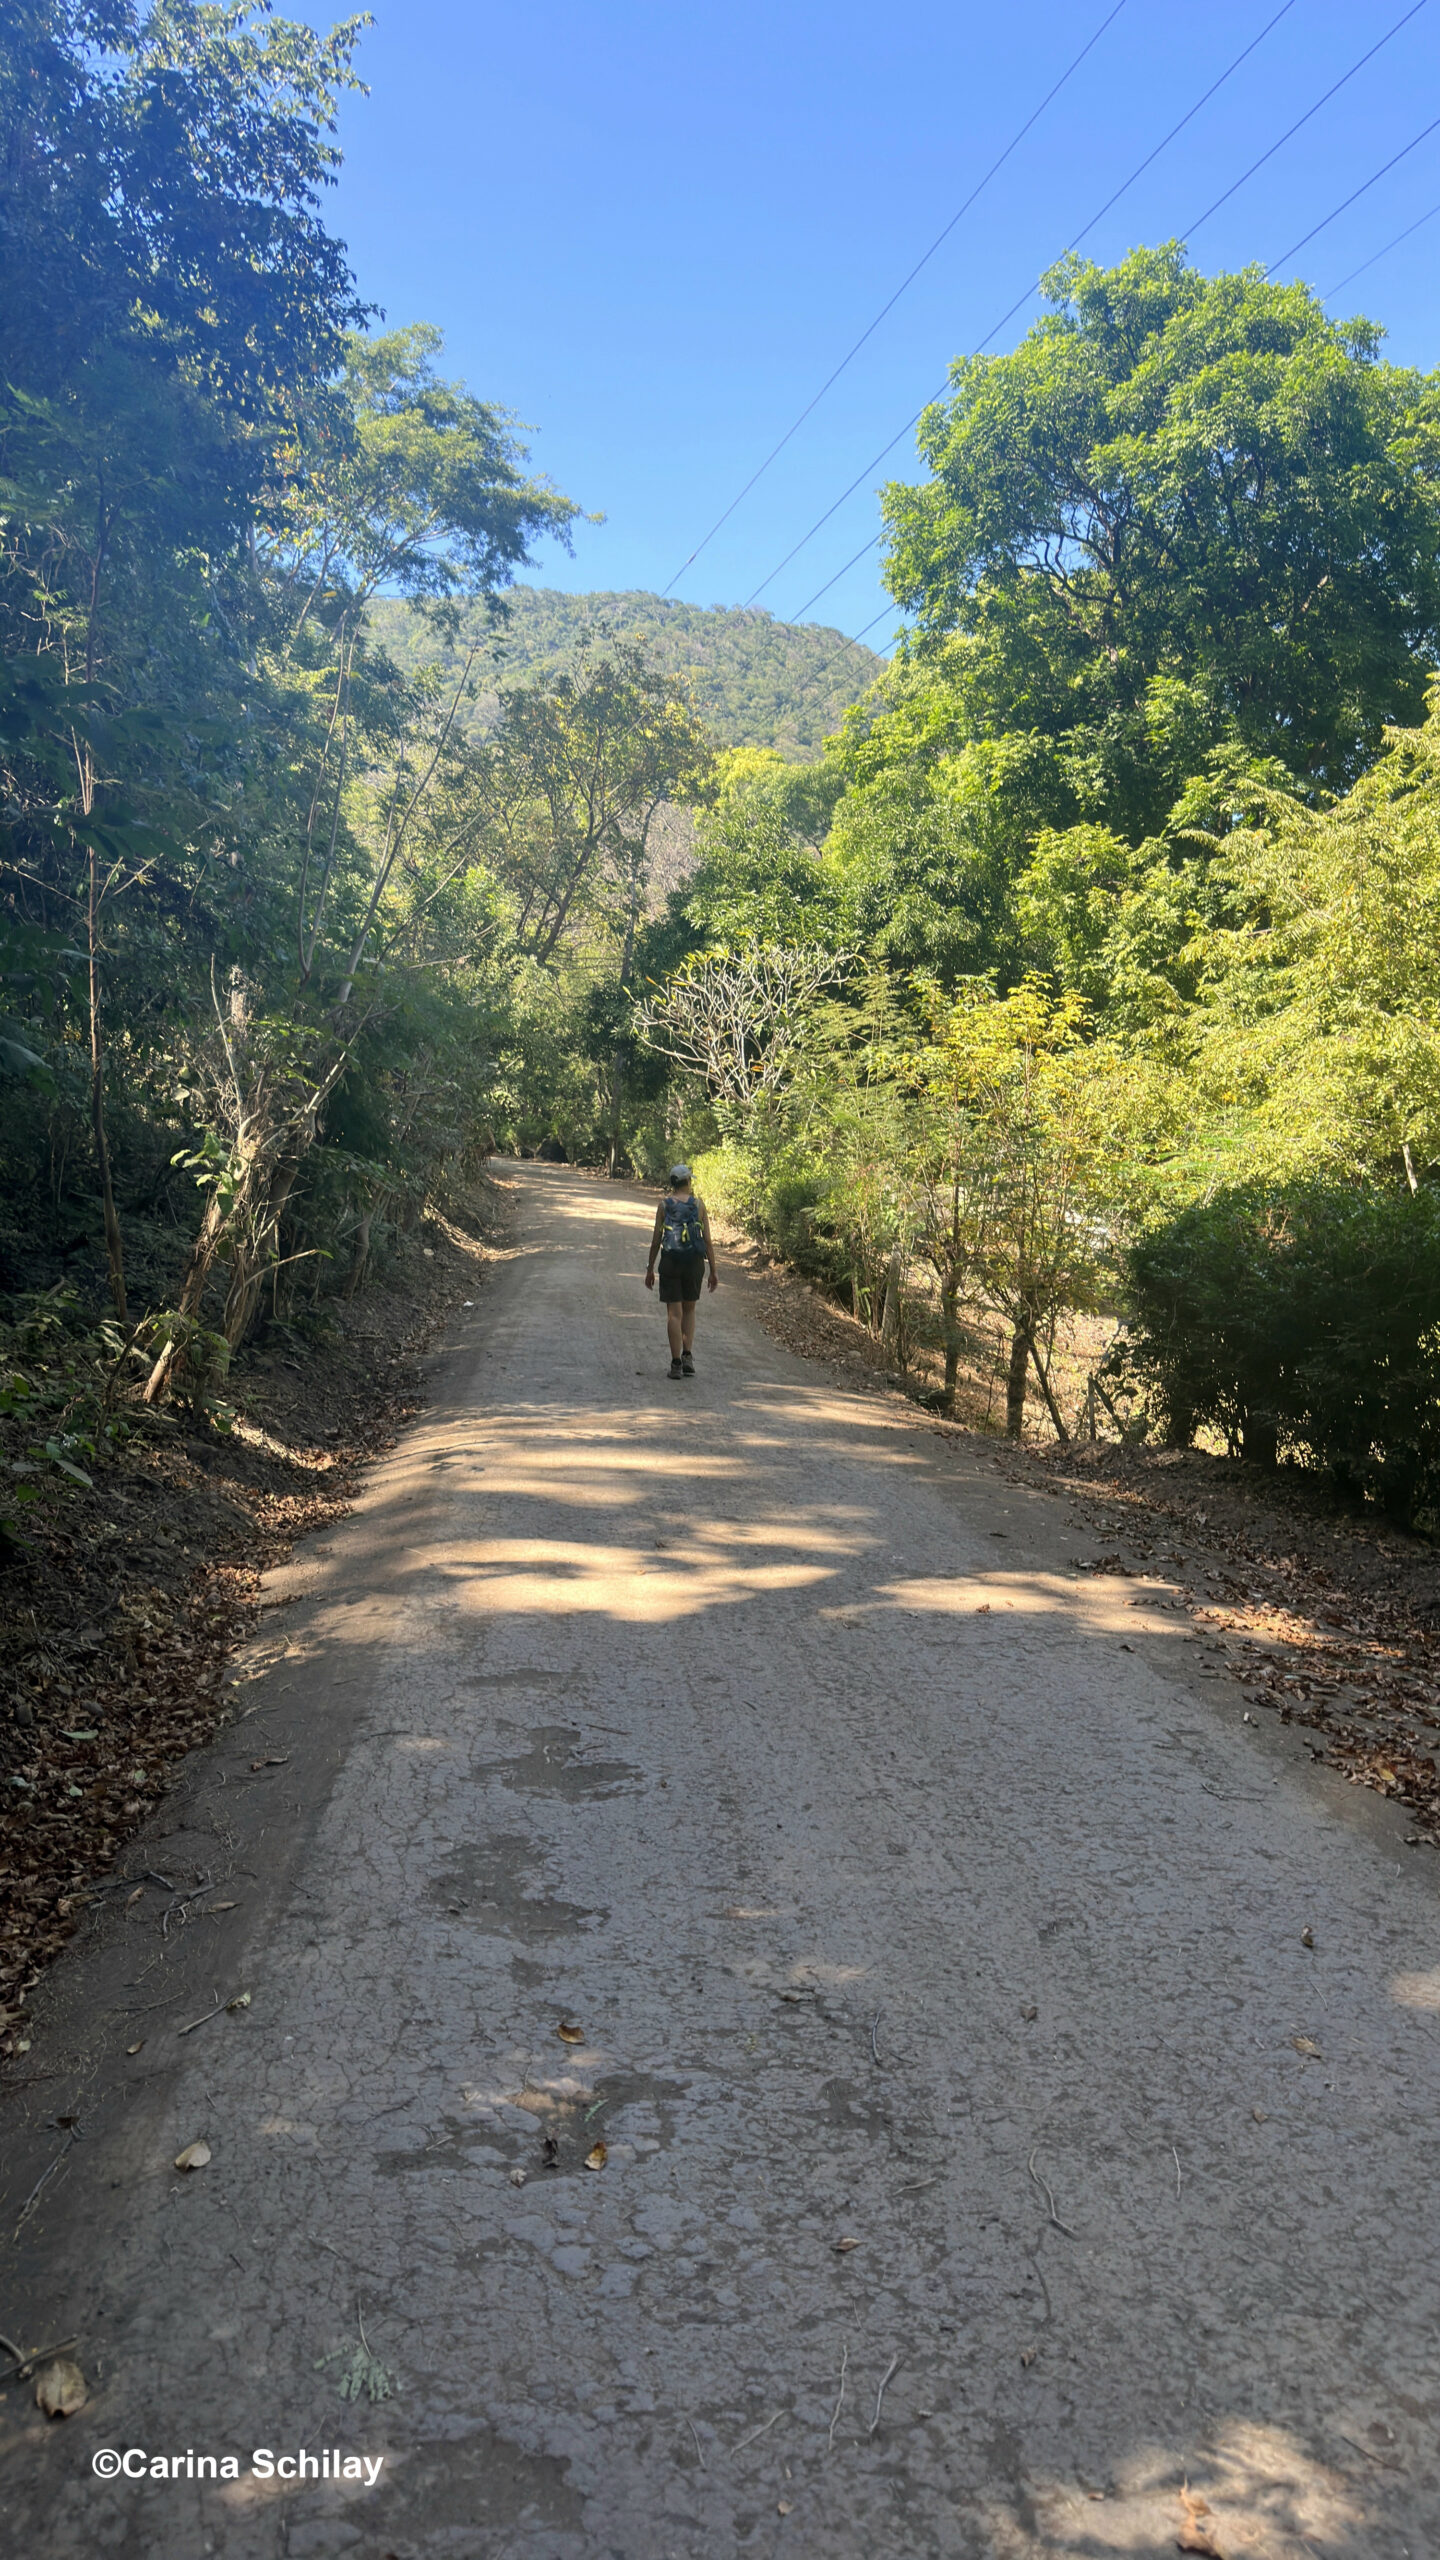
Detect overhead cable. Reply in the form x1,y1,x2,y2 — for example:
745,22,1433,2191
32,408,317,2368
1179,0,1429,240
844,104,1440,643
773,2,1432,628
792,533,886,625
1054,0,1300,260
1323,194,1440,296
852,601,907,646
749,0,1304,612
1267,108,1440,270
827,104,1440,649
822,21,1438,639
660,2,1128,600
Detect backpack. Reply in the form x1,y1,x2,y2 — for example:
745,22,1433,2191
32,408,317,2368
661,1193,704,1253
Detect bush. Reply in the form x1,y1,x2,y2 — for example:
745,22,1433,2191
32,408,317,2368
690,1140,836,1279
1121,1180,1440,1518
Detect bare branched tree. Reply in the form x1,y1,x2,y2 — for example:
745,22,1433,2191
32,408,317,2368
634,945,846,1121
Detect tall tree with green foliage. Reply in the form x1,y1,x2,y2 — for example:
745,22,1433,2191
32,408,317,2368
882,245,1440,830
0,5,593,1398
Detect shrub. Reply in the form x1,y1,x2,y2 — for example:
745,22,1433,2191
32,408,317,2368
691,1139,857,1291
1121,1180,1440,1518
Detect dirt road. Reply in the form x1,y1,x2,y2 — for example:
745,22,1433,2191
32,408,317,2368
3,1163,1439,2558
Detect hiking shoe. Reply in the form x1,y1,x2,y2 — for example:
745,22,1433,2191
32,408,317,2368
681,1353,695,1375
668,1357,684,1379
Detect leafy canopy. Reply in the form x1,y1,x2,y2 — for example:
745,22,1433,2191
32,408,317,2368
881,245,1440,836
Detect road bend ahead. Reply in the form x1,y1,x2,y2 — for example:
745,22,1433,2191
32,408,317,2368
3,1162,1439,2559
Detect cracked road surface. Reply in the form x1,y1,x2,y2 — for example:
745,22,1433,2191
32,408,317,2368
3,1162,1440,2558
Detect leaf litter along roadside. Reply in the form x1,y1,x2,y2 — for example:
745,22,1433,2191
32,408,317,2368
0,1208,495,2063
1018,1439,1440,1845
718,1219,1440,1847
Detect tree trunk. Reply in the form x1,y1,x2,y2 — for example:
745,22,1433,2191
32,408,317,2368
1242,1410,1278,1468
221,1155,303,1350
606,1039,626,1176
142,1186,227,1402
940,1276,961,1414
1005,1321,1029,1438
345,1196,377,1299
87,846,128,1324
880,1249,903,1365
1021,1321,1071,1445
608,857,643,1178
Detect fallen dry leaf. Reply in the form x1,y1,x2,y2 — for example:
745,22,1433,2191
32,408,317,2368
833,2235,860,2253
1292,2036,1323,2060
1301,1926,1315,1948
126,2040,143,2056
556,2021,585,2044
1019,2345,1038,2368
0,1233,477,2069
1177,2483,1223,2556
34,2357,87,2419
210,1900,238,1913
1252,2105,1268,2122
174,2139,211,2171
584,2141,608,2171
777,2501,793,2515
225,1991,251,2013
1019,2004,1038,2022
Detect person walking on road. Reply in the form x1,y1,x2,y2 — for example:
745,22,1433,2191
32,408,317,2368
645,1164,717,1377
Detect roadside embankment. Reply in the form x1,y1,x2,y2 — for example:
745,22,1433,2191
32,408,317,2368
0,1199,501,2058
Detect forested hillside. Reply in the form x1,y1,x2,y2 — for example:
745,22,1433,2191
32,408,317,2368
366,589,884,757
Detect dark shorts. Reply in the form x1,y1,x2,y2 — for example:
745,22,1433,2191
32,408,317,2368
657,1248,706,1304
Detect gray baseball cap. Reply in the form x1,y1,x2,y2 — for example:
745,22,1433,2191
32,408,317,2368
669,1163,692,1185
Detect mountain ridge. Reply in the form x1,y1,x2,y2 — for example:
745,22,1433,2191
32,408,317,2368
366,586,887,758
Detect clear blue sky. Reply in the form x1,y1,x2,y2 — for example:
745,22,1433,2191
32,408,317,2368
301,0,1440,644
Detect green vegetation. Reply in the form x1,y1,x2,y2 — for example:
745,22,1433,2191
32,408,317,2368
0,1,720,1446
626,248,1440,1508
5,13,1440,1527
1118,1181,1440,1510
367,589,884,757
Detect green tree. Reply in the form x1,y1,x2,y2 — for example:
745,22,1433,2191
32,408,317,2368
907,981,1117,1436
268,324,579,645
1173,692,1440,1189
472,646,713,968
0,1,375,1321
879,245,1440,846
0,8,595,1393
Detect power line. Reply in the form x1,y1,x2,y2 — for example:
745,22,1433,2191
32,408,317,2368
1267,108,1440,271
819,101,1440,646
660,2,1129,600
747,0,1305,613
773,2,1434,632
1323,193,1440,296
1059,0,1300,261
853,602,908,648
793,533,885,625
1180,0,1430,239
